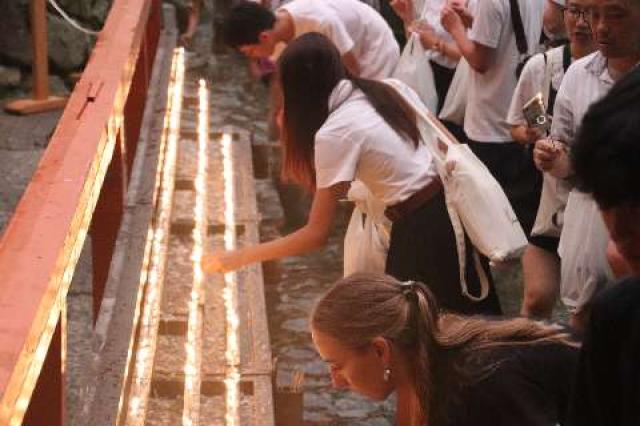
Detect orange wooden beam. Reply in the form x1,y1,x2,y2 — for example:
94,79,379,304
0,0,156,423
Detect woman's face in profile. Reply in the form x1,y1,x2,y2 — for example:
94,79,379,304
311,328,395,401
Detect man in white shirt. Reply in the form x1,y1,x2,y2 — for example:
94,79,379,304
442,0,545,236
222,0,400,79
533,0,640,329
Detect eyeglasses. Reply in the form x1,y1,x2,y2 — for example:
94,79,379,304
564,6,592,23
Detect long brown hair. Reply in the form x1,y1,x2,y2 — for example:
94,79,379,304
311,273,576,425
277,32,419,192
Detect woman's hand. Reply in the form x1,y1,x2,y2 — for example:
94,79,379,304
203,250,246,274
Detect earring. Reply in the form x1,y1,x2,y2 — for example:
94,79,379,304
383,367,392,382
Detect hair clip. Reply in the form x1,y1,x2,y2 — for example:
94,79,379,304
400,280,417,296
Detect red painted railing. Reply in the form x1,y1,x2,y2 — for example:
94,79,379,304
0,0,161,423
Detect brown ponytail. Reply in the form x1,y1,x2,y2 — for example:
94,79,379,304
311,273,576,426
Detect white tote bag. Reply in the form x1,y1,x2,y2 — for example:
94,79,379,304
392,32,438,113
343,182,391,276
438,58,470,126
385,79,528,300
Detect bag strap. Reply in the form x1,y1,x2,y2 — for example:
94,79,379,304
509,0,528,55
562,43,572,72
385,79,490,301
444,194,491,301
541,52,552,110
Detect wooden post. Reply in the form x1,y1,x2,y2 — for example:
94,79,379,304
4,0,67,115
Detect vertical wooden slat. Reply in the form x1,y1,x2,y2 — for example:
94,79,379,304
90,130,128,322
23,319,65,426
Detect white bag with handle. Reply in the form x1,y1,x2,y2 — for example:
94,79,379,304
392,32,438,113
343,182,391,276
385,79,528,300
438,58,470,126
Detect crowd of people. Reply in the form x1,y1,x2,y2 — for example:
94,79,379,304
201,0,640,424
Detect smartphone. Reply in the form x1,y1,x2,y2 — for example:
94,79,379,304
522,93,551,134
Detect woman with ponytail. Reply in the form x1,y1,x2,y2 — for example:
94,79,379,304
205,32,501,315
311,273,578,425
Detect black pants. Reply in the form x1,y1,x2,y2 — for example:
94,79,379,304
466,140,543,236
386,191,502,315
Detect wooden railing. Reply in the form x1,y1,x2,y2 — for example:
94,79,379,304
0,0,161,424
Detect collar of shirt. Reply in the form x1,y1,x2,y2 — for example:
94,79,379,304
328,79,354,113
585,51,615,87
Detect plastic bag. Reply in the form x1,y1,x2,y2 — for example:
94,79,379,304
343,207,389,276
559,191,614,313
438,58,470,126
343,182,390,276
392,32,438,113
531,173,570,237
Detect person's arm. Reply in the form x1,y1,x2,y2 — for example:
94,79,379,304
415,25,461,61
342,51,361,77
203,186,341,273
441,5,494,73
179,0,201,46
511,125,543,145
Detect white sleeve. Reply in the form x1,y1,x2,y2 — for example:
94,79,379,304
550,68,576,145
468,0,506,49
314,130,361,189
320,14,355,56
507,53,545,126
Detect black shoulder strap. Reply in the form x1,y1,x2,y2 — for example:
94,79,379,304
563,43,572,72
509,0,528,55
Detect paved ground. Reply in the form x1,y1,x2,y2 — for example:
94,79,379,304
0,107,61,235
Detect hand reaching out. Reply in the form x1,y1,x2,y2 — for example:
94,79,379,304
203,250,246,274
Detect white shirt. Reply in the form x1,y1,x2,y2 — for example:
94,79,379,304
465,0,544,142
553,52,616,312
550,52,614,145
507,45,567,126
278,0,400,79
315,79,437,206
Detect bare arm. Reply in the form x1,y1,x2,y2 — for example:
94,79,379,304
203,186,341,272
441,5,494,73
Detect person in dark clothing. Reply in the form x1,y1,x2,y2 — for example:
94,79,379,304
311,273,578,426
568,64,640,426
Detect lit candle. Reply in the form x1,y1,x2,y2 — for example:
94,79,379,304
221,133,241,425
126,47,185,424
183,78,209,425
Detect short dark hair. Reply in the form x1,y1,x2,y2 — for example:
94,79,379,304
572,66,640,209
222,1,276,48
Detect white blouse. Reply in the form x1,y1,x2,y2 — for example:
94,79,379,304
314,79,437,206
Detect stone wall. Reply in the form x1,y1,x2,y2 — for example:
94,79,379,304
0,0,113,95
